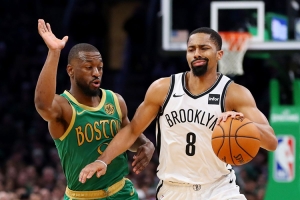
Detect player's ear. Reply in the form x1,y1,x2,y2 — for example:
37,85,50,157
67,64,74,77
216,50,223,61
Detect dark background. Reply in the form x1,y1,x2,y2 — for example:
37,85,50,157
0,0,299,199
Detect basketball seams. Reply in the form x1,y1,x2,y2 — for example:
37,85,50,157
229,118,236,165
234,122,260,159
211,117,260,166
212,136,260,139
215,125,225,156
235,121,260,139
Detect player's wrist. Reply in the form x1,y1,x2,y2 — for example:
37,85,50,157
94,160,107,168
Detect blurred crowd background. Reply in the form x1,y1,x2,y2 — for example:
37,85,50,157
0,0,299,199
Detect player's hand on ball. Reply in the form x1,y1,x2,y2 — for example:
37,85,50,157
79,161,107,183
38,19,68,50
217,111,244,124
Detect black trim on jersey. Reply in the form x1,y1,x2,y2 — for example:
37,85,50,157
156,115,162,159
182,72,223,99
156,180,164,200
159,74,175,116
220,79,233,112
155,75,175,166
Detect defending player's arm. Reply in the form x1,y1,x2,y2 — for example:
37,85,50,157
115,93,155,172
34,19,68,138
79,77,170,183
225,83,278,151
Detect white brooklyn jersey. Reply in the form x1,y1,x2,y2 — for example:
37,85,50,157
156,72,233,185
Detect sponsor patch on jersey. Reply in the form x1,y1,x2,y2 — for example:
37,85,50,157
104,103,115,115
208,94,220,105
274,135,295,182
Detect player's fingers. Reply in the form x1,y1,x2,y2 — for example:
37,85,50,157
96,169,106,178
216,116,222,124
46,23,52,32
37,20,45,34
41,21,48,32
62,36,69,45
132,155,141,167
132,157,137,167
222,115,228,121
86,170,97,179
132,146,144,166
133,158,148,174
233,112,244,119
79,170,88,183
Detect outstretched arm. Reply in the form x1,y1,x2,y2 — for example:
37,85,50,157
116,93,155,173
34,19,69,138
79,77,171,183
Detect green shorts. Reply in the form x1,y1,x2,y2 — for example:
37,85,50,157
64,178,138,200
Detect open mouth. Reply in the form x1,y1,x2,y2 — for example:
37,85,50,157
91,79,100,88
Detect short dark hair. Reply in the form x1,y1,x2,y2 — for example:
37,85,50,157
68,43,100,63
188,27,222,50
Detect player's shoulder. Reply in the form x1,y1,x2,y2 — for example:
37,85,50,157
143,77,172,105
227,82,252,96
55,93,70,104
225,82,255,109
149,76,171,93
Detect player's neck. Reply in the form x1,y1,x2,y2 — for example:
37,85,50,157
69,88,101,107
185,71,219,95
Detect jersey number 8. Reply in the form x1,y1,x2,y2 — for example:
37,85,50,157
186,132,196,156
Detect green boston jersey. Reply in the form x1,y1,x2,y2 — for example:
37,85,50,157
54,89,129,191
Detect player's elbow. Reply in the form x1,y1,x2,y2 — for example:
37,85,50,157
269,138,278,151
34,101,53,122
262,136,278,151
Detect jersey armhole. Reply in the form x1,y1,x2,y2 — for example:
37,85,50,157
110,90,123,120
58,104,76,141
221,80,233,112
159,74,175,116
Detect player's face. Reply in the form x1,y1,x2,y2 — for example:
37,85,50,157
73,51,103,96
186,33,222,76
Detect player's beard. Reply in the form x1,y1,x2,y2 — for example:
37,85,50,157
76,79,100,97
191,58,208,76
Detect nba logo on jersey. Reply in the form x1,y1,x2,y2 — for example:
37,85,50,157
274,135,295,182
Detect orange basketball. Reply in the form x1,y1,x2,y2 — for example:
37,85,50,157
211,117,261,166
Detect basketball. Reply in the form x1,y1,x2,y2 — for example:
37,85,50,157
211,117,261,166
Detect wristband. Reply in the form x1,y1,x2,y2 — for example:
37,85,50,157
95,160,107,168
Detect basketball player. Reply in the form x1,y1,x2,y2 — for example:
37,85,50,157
35,19,155,200
79,27,278,200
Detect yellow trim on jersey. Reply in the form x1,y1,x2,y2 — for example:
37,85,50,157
63,89,106,111
110,90,122,120
65,178,125,199
59,105,76,141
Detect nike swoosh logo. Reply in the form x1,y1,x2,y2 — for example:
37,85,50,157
77,110,86,115
173,93,184,97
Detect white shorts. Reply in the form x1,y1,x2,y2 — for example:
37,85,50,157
156,170,246,200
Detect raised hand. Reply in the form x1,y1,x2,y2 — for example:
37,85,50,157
38,19,68,50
